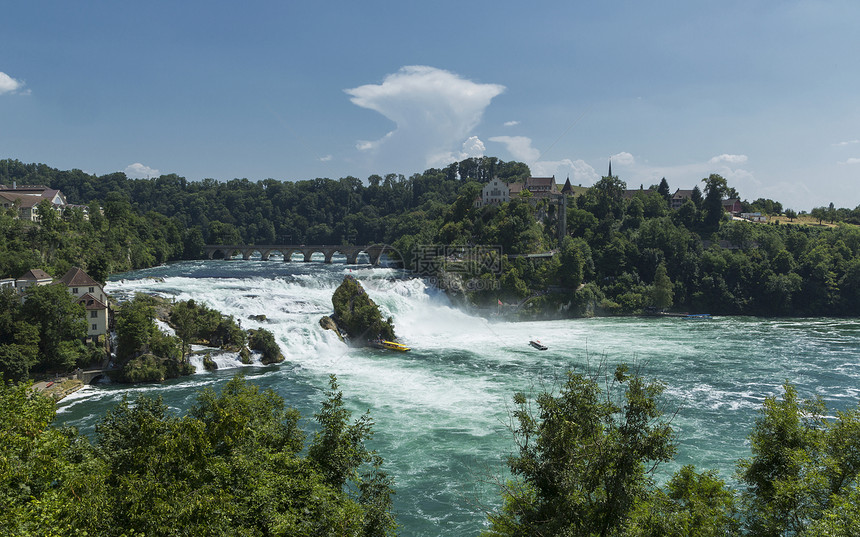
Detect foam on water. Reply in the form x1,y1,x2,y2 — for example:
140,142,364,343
187,349,255,372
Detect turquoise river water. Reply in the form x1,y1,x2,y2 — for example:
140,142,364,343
54,259,860,536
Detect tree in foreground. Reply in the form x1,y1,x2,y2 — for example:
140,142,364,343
0,379,73,536
737,383,860,536
0,374,396,537
483,365,677,536
485,367,860,537
483,364,744,537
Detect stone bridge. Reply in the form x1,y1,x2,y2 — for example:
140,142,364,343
202,244,398,265
76,367,115,384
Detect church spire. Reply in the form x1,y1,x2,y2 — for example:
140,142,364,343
608,159,612,178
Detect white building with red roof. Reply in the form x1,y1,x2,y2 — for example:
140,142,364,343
15,268,54,289
59,267,109,338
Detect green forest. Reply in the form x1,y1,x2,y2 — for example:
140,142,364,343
3,157,860,319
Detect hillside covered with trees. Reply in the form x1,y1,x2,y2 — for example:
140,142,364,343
4,157,860,320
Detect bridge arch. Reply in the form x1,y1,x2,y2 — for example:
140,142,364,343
360,244,402,266
242,248,267,260
206,247,245,260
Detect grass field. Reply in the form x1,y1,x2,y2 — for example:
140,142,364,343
765,213,851,228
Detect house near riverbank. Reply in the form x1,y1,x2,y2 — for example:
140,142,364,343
623,187,656,199
7,267,110,341
15,268,53,289
59,267,110,338
671,188,744,216
739,212,767,222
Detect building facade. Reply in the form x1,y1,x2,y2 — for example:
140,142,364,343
480,177,510,206
0,184,68,221
59,267,109,339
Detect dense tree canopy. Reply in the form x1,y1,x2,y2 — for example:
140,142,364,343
484,365,676,537
0,374,397,537
5,157,860,320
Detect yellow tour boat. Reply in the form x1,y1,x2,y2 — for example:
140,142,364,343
370,339,411,352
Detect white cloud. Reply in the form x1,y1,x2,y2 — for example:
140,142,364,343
841,157,860,165
0,71,25,95
531,159,599,185
459,136,486,158
488,135,599,185
124,163,160,178
504,120,520,127
611,151,635,166
709,154,748,164
426,136,488,168
345,66,504,170
488,135,540,162
834,140,860,146
319,154,333,162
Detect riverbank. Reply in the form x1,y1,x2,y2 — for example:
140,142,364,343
31,376,84,401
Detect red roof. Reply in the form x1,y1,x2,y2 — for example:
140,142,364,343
77,292,107,310
526,176,557,190
17,268,52,281
0,192,43,208
59,267,100,287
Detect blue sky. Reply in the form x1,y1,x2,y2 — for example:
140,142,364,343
2,1,859,211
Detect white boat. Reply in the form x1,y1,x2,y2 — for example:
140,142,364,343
529,340,547,351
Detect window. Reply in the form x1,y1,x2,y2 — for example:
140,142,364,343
90,310,97,318
72,287,78,294
91,324,97,331
89,286,94,293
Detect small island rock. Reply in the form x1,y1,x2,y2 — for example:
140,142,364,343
320,275,396,346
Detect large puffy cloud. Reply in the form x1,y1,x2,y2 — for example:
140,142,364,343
345,66,504,170
0,71,25,95
125,163,160,179
459,136,486,158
